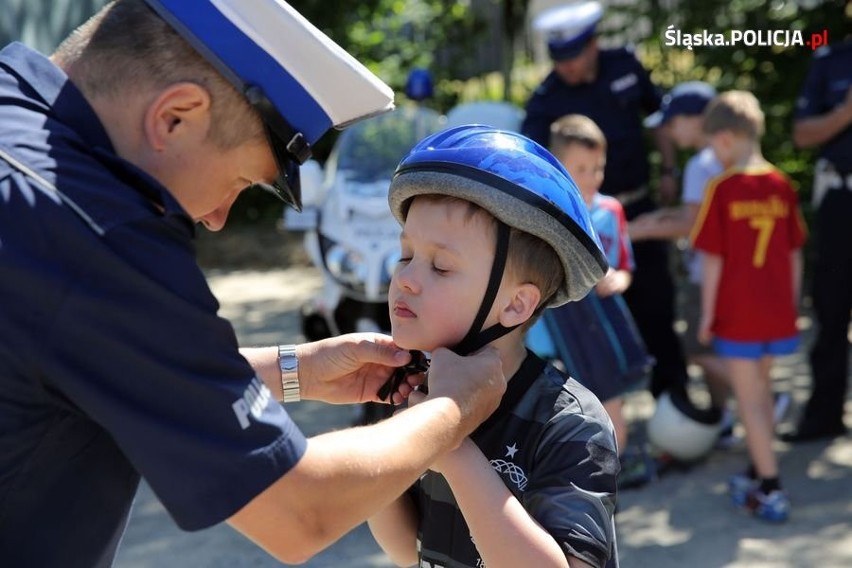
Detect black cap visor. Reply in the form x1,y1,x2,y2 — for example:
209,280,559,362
245,86,312,212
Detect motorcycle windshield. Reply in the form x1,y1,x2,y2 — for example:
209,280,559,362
328,106,445,194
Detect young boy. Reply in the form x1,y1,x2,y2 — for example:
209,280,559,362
545,114,635,459
369,126,619,568
691,91,807,522
629,82,733,427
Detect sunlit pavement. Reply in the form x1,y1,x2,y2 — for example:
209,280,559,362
114,267,852,568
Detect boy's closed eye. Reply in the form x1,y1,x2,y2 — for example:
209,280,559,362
396,255,451,275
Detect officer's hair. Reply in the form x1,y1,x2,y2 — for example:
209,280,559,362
702,90,765,140
404,194,563,330
53,0,263,149
549,114,608,154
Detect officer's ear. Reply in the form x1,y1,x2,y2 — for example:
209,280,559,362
143,82,213,152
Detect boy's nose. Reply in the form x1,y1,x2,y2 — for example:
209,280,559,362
394,263,421,294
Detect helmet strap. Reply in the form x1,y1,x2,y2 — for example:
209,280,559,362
452,222,520,356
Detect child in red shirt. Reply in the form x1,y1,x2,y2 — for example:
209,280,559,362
691,91,807,522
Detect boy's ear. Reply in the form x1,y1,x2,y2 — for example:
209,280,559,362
499,283,542,328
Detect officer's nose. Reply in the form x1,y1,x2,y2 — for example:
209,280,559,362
199,194,238,232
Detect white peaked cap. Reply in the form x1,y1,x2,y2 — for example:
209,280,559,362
146,0,395,145
533,2,604,60
144,0,395,209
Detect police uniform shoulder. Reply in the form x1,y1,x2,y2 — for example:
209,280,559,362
599,45,636,61
813,45,832,58
598,46,639,66
534,71,563,95
814,41,852,59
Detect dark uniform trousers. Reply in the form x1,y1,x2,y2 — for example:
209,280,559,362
620,195,690,398
805,173,852,432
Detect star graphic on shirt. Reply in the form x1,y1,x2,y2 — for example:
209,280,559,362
505,443,518,459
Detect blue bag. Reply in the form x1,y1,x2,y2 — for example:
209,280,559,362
526,293,653,402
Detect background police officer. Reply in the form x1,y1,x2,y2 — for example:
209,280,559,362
522,1,690,402
784,39,852,442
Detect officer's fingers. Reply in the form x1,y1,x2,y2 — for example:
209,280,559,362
341,333,410,367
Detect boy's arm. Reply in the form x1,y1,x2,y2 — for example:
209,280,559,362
368,493,420,567
791,248,803,310
436,439,574,568
699,253,723,345
595,268,632,297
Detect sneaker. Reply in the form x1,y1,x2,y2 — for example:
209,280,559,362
727,473,757,507
618,448,656,490
749,489,791,523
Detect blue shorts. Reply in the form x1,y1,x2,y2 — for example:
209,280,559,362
713,335,800,359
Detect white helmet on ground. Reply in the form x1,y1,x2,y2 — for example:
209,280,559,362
646,388,723,462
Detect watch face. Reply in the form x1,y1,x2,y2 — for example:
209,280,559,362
278,346,300,402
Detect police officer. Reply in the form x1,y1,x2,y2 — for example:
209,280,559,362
783,39,852,442
522,1,689,401
0,1,505,565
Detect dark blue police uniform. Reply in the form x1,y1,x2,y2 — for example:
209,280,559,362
0,43,307,566
522,47,690,398
523,47,659,198
793,41,852,438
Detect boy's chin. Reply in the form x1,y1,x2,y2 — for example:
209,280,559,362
392,337,429,351
391,331,440,353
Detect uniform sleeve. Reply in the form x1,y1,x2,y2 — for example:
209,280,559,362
522,84,556,147
44,218,307,531
522,395,618,568
631,52,662,115
691,175,726,256
794,51,827,119
786,181,808,249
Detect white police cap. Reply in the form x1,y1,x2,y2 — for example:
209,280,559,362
144,0,395,210
644,81,717,128
533,1,603,61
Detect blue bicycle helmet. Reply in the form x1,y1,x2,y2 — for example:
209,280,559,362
389,125,607,306
404,68,434,102
388,125,607,355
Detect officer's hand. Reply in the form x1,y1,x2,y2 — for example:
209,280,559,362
297,333,411,404
627,215,653,241
408,346,505,439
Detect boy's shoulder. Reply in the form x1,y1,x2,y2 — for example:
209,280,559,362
537,359,612,422
591,193,625,215
709,164,790,191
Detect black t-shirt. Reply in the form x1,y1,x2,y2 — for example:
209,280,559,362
412,352,620,568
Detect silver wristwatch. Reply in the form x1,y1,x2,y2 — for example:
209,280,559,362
277,345,301,403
